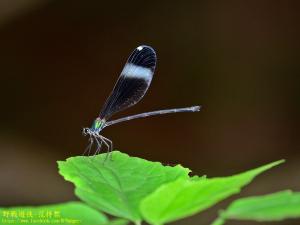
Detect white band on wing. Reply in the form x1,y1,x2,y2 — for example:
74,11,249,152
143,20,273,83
122,63,153,82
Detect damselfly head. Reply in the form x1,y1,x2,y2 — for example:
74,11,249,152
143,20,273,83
82,128,90,136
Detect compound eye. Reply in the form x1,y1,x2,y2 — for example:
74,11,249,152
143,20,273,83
83,128,89,135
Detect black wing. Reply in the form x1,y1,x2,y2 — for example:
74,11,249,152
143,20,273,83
99,45,156,120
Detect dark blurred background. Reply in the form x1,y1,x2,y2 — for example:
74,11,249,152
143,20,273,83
0,1,299,224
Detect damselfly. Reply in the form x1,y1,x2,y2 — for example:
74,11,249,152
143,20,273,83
83,45,200,155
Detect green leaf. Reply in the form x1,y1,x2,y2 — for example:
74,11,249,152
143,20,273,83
58,151,190,223
211,217,226,225
105,218,129,225
0,202,124,225
221,190,300,222
140,160,284,225
190,175,207,181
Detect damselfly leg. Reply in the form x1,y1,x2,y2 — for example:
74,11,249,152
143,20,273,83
94,136,103,155
102,135,113,160
95,134,113,161
82,137,93,156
